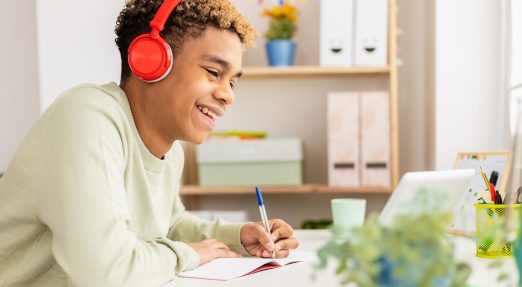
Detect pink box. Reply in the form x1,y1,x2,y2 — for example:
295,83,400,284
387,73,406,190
360,91,391,186
327,92,360,186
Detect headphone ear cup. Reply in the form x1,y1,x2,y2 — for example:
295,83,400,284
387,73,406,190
128,34,173,82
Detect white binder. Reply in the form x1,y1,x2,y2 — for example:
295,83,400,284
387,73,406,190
320,0,354,67
354,0,389,66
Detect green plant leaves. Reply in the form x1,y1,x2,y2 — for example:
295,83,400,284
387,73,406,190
264,18,297,40
315,188,472,286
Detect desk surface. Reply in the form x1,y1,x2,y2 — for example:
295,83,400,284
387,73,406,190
164,230,518,287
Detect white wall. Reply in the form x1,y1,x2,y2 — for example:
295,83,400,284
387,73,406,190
512,0,522,87
36,0,123,112
434,0,506,170
0,0,40,171
1,0,124,170
397,0,430,173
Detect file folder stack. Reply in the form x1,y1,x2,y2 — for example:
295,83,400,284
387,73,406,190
320,0,389,67
327,91,391,187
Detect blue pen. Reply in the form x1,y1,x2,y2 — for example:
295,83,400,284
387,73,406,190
255,186,275,258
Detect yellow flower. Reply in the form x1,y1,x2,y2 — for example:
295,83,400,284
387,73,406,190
261,2,298,23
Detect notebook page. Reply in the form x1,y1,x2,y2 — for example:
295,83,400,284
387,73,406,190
274,250,316,265
179,250,315,281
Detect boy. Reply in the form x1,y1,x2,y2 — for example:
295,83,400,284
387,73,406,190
0,0,298,286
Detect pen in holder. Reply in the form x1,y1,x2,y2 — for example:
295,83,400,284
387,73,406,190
475,203,521,258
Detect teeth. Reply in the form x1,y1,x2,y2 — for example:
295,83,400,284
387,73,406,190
197,105,216,119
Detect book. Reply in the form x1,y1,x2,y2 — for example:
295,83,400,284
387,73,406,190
209,130,267,140
179,250,316,281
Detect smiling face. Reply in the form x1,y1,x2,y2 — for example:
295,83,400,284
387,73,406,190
145,27,243,145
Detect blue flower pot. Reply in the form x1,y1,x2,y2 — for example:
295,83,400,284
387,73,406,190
376,256,451,287
265,40,296,67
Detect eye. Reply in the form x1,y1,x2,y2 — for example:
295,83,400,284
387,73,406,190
204,67,219,78
230,81,236,89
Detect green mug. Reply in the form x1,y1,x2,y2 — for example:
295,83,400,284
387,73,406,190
331,198,367,230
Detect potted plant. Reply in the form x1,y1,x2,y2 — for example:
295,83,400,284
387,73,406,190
260,1,299,66
316,189,472,287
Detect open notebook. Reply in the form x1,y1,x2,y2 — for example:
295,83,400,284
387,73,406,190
179,250,316,281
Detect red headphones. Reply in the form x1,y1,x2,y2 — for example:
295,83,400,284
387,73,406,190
128,0,182,82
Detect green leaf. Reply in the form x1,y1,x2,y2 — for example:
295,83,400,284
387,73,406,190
264,18,297,40
314,187,476,286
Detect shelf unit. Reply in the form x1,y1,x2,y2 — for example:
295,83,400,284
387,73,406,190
181,0,399,209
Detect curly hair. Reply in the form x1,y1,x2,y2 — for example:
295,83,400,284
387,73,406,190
115,0,258,83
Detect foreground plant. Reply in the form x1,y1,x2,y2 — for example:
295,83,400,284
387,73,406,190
316,189,471,287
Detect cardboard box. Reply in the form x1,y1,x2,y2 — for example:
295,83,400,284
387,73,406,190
196,139,303,186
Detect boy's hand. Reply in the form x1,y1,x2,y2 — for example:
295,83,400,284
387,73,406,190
186,238,241,266
240,219,299,258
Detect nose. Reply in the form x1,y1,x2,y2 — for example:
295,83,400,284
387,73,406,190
214,82,235,106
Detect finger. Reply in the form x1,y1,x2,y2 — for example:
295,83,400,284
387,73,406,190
268,219,286,231
270,222,294,241
275,249,290,258
261,249,276,258
274,237,299,251
253,224,275,251
260,248,290,258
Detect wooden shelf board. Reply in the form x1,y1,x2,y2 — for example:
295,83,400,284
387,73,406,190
180,184,393,195
315,185,393,194
242,66,390,77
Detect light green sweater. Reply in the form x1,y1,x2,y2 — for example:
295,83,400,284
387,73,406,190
0,82,246,287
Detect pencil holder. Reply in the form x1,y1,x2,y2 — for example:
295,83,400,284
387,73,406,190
475,203,521,258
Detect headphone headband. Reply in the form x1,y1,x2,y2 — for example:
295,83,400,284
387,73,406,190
150,0,182,35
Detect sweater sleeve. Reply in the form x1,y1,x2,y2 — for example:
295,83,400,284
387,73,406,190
35,91,192,287
166,144,249,256
167,206,249,256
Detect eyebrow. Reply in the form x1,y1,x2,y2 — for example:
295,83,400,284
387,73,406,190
201,55,243,78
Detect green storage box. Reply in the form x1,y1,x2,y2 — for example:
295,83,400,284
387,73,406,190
196,138,303,186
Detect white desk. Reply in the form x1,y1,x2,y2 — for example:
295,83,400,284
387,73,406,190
165,230,519,287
